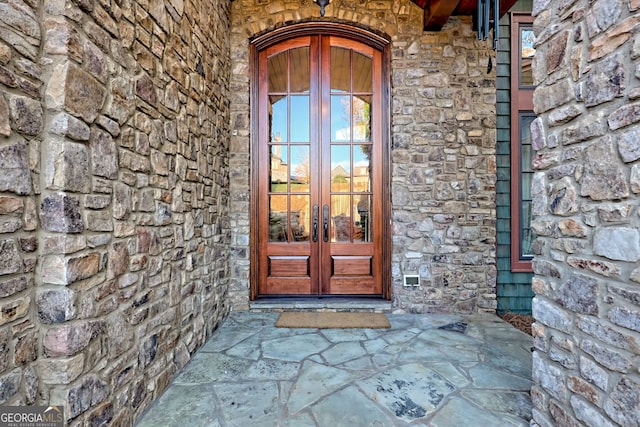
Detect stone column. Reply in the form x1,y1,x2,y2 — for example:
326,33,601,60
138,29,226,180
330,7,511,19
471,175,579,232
0,0,42,406
389,18,498,314
531,0,640,425
2,0,232,423
36,1,119,420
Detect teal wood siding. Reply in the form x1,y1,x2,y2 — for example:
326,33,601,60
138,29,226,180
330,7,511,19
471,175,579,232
496,0,534,314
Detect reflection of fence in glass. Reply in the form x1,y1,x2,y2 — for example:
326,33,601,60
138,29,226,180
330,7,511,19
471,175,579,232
356,195,371,242
269,197,310,242
330,194,370,243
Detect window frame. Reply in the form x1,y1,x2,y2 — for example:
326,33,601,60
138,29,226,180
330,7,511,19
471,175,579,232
510,13,535,272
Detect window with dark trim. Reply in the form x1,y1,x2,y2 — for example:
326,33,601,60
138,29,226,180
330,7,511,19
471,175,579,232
519,112,535,260
510,13,536,272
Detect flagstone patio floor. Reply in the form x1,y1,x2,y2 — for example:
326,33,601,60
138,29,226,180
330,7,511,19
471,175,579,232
135,311,533,426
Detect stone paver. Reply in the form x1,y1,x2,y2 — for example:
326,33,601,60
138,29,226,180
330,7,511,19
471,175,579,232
136,312,533,426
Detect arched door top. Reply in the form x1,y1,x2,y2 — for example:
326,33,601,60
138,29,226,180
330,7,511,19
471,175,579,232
251,22,390,52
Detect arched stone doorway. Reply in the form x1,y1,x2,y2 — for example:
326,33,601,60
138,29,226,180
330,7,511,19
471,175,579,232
228,2,499,313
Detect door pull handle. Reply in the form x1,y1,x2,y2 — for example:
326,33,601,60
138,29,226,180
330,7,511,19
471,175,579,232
312,205,319,242
323,204,329,242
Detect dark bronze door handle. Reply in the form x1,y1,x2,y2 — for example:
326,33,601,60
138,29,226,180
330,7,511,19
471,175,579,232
323,204,329,242
312,205,319,242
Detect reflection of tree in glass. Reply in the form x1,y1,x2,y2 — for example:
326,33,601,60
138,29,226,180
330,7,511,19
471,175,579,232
360,144,370,160
293,151,309,184
354,96,371,141
338,97,351,139
338,96,371,141
521,29,536,57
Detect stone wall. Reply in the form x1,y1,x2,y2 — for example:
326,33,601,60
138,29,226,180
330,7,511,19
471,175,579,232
530,0,640,425
390,17,497,313
0,0,231,424
228,1,498,313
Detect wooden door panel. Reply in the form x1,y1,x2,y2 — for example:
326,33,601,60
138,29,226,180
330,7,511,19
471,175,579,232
266,277,312,294
332,256,372,276
268,256,310,276
329,243,374,255
328,277,377,294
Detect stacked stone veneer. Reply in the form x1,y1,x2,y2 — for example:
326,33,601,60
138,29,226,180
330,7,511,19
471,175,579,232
0,0,231,424
530,0,640,425
229,2,498,313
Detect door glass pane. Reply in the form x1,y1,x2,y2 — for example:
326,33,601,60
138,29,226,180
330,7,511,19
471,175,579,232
270,95,287,142
353,96,371,142
331,195,351,242
270,145,288,192
290,95,310,142
354,195,371,242
269,195,288,242
520,27,536,87
290,145,310,192
332,95,351,141
290,47,310,93
353,145,370,192
331,47,350,93
291,195,310,242
268,51,288,93
352,52,372,92
331,145,350,192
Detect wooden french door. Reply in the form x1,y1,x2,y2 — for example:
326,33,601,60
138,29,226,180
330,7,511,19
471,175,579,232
253,30,387,297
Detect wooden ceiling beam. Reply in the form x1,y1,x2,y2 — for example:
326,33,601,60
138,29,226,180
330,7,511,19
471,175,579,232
452,0,478,15
423,0,462,31
500,0,519,15
411,0,522,31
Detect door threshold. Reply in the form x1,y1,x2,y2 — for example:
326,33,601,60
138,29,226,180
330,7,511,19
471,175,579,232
250,297,392,313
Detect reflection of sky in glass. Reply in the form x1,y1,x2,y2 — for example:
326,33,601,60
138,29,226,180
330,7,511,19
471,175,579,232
330,145,370,171
271,145,287,163
291,146,307,164
354,146,369,167
332,96,371,142
291,96,309,142
521,29,536,57
331,145,350,173
271,96,310,143
271,98,287,142
331,96,350,141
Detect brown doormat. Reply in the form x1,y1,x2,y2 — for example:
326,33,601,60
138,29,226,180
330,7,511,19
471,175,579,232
276,312,391,329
